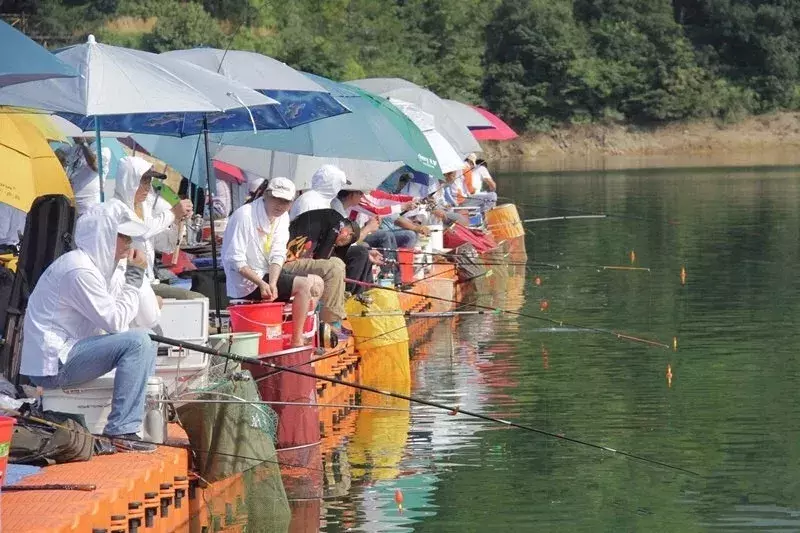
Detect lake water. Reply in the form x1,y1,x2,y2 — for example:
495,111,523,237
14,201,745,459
309,166,800,532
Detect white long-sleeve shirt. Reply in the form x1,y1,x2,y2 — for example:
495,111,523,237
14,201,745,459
221,201,290,298
114,157,177,282
21,202,145,377
20,249,141,377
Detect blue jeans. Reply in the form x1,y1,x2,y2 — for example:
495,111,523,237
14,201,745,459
391,229,417,249
28,330,157,435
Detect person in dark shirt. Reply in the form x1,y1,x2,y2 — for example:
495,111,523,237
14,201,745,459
287,209,382,298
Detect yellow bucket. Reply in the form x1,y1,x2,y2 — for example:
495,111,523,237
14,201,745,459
485,204,525,241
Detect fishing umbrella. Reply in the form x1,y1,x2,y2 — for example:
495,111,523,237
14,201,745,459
347,78,482,157
160,48,349,127
471,107,518,141
0,114,72,212
0,20,77,88
0,36,284,327
132,72,444,186
388,98,464,174
443,99,493,130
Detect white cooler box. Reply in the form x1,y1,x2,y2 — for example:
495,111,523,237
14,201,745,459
155,337,210,395
41,373,167,441
156,298,211,395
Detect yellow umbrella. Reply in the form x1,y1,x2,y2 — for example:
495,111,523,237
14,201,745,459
0,107,69,142
0,114,73,212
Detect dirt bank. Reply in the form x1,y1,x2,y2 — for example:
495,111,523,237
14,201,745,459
482,112,800,171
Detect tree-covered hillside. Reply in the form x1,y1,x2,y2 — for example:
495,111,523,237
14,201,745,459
4,0,800,131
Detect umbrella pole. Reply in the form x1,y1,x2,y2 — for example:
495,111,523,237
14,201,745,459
94,117,104,202
203,116,223,330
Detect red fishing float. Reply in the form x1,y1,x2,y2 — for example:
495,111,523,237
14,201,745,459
395,489,404,512
534,276,542,287
539,299,549,311
666,364,673,388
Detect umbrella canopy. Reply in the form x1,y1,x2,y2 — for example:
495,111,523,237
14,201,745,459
0,114,72,212
471,107,519,141
0,35,280,136
213,159,245,184
161,48,349,127
0,107,69,142
213,146,403,191
0,20,77,88
347,78,482,157
388,98,464,174
133,73,444,185
443,99,492,130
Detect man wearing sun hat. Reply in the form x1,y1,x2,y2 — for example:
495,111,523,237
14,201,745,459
222,177,323,347
21,201,159,453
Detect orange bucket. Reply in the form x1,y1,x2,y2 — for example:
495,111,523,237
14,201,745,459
485,204,524,241
0,416,16,485
397,248,415,284
228,302,284,354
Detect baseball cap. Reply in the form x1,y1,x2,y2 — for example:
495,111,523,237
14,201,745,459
465,153,477,164
104,199,150,237
266,177,296,201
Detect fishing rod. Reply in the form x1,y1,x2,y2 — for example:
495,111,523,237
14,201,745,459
353,309,499,319
524,215,608,223
159,399,408,412
345,279,669,349
149,334,696,475
388,259,651,272
506,200,678,225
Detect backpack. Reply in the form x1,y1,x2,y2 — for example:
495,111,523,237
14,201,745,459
0,194,75,384
10,416,94,466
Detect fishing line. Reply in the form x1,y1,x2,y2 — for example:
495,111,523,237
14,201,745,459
344,279,669,348
150,335,696,475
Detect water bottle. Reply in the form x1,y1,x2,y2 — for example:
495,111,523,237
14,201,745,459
143,378,167,444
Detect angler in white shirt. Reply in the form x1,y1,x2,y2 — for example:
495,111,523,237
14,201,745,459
114,156,197,299
20,201,158,453
222,177,322,347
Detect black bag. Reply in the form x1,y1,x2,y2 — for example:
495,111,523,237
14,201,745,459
0,194,75,383
10,416,94,466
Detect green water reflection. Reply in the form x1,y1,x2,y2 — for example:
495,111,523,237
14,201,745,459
318,167,800,532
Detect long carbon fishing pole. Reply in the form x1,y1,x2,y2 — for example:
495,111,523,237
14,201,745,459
149,334,695,475
388,259,651,272
506,200,679,225
344,279,669,348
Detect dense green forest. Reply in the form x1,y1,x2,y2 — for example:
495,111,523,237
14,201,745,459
3,0,800,131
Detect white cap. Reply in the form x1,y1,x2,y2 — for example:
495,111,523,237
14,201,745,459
118,218,149,238
466,153,477,163
266,177,296,201
248,177,265,193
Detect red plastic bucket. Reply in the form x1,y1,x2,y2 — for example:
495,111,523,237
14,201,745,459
228,302,284,355
243,346,320,450
0,416,16,486
397,248,414,284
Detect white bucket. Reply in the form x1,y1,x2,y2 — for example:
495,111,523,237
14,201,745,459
427,224,444,251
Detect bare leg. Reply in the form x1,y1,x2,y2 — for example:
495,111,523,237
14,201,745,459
290,276,313,347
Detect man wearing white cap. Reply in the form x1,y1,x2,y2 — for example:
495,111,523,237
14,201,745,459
21,202,158,453
460,153,497,212
222,177,322,347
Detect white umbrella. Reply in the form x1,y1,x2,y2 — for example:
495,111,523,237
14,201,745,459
443,99,493,130
388,98,464,174
210,145,403,191
0,35,275,116
347,77,482,157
